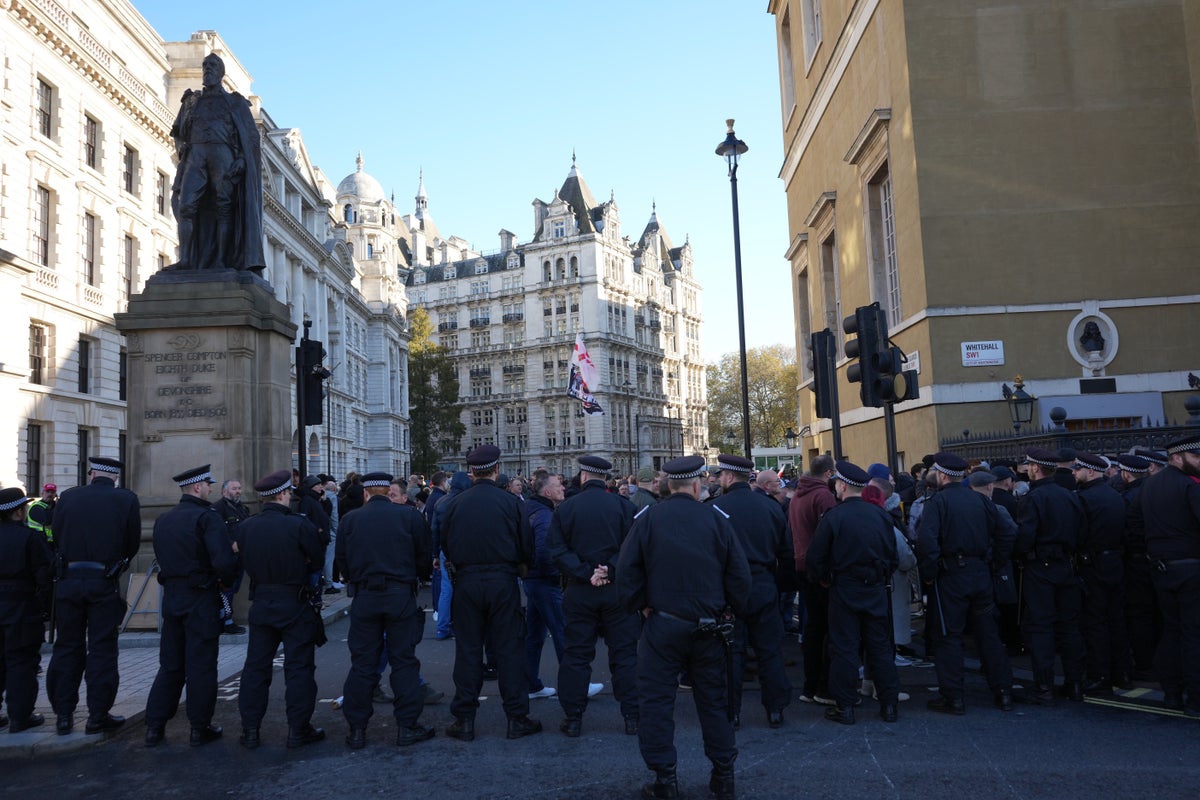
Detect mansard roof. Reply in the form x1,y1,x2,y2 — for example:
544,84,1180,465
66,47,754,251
404,250,523,287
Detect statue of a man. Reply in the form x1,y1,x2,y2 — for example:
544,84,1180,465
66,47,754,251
1080,320,1106,353
169,53,265,271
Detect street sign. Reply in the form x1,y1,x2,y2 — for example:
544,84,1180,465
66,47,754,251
961,340,1004,367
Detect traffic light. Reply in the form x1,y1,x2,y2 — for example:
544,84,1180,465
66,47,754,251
810,328,837,419
300,338,330,426
843,303,887,408
876,344,919,404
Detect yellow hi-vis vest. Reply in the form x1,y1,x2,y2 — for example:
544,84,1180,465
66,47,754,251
27,499,52,542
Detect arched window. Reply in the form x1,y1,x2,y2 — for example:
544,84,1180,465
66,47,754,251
343,203,353,222
569,256,578,277
556,258,566,280
543,260,552,282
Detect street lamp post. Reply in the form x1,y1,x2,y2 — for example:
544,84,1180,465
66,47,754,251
716,119,752,461
785,427,798,450
1002,376,1036,433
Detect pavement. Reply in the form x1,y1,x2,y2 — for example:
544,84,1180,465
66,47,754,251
0,592,354,759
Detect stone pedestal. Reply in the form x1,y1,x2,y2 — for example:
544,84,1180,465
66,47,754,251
115,269,297,540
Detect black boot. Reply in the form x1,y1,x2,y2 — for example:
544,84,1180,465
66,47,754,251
994,690,1014,711
506,715,543,739
560,716,582,737
927,696,966,716
286,723,325,748
8,713,45,733
240,728,260,750
1029,684,1056,706
1061,680,1084,702
624,715,639,736
642,765,678,800
144,725,165,747
396,724,436,746
446,716,475,741
345,727,367,749
824,705,855,725
709,759,736,800
85,713,126,735
56,713,73,736
190,723,223,747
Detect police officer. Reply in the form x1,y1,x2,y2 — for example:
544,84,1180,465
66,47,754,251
235,470,326,750
616,456,751,800
916,454,1014,714
335,471,435,748
546,455,639,737
0,488,54,731
807,461,901,726
1072,452,1131,695
144,465,240,747
709,453,793,728
440,445,541,741
1116,454,1159,677
1139,433,1200,715
46,456,141,736
25,483,56,546
1014,447,1087,705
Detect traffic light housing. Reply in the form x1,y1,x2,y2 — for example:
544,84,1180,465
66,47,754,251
876,345,919,404
843,304,887,408
300,338,329,426
810,328,837,419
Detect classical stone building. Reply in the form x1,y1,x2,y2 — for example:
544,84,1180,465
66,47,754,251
1,1,409,493
399,160,707,476
769,0,1200,468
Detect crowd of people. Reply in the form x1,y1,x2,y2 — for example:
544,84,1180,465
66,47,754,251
0,431,1197,799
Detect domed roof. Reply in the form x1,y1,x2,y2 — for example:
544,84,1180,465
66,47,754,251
336,152,385,203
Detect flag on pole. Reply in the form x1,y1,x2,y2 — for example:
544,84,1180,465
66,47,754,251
568,334,604,415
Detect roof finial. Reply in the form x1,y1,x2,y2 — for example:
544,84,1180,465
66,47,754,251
572,149,576,166
356,151,364,172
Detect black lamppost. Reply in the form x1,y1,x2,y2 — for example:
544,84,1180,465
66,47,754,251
784,427,798,450
1002,376,1036,433
716,119,752,460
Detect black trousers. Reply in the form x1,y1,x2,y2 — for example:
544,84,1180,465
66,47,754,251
46,576,125,716
239,596,319,730
1151,561,1200,708
932,564,1013,699
1080,557,1132,681
1021,561,1085,686
144,586,222,727
799,574,829,696
450,573,528,720
558,582,641,719
827,585,898,708
0,599,45,724
637,613,735,769
342,587,423,729
1123,556,1161,673
731,575,791,715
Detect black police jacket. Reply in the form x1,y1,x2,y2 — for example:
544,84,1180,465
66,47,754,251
807,496,899,590
1076,478,1127,554
547,479,634,583
335,494,431,588
1122,478,1147,554
1015,477,1085,558
1140,465,1200,561
51,476,141,569
0,519,54,619
296,490,331,547
710,481,792,574
236,503,323,596
916,482,1011,578
440,478,532,573
616,493,752,621
153,494,239,589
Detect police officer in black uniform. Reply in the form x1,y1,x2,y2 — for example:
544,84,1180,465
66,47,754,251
1116,454,1160,677
235,469,327,750
916,454,1015,714
46,456,141,736
807,461,900,726
0,488,54,732
1072,452,1131,695
1139,433,1200,715
546,455,639,738
335,471,435,749
709,453,793,729
144,465,239,747
616,456,751,800
440,446,541,741
1014,447,1087,705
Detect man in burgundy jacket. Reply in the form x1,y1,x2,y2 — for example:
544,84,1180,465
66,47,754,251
788,455,838,703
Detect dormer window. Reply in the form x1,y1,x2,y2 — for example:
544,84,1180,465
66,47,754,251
475,260,488,275
507,254,519,269
414,271,426,285
552,219,566,238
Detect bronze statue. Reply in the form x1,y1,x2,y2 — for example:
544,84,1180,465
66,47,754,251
168,54,264,271
1080,320,1106,353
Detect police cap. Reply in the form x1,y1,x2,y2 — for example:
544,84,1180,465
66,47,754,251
1166,433,1200,455
172,464,216,488
466,445,501,472
1025,447,1060,468
361,471,393,488
931,452,969,478
1133,447,1168,467
254,469,294,497
1115,454,1150,474
0,487,36,512
577,455,613,475
1073,452,1108,472
716,454,754,474
89,456,123,475
662,455,706,480
833,460,870,488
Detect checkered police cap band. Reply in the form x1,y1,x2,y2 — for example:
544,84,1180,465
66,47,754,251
0,495,33,512
931,463,965,479
89,459,121,474
1024,454,1058,468
178,470,213,487
720,463,753,475
1119,462,1148,474
833,470,867,488
469,459,499,472
1168,440,1200,455
667,466,706,480
260,476,294,496
362,478,391,487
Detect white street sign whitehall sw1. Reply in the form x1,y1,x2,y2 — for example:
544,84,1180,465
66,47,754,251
961,340,1004,367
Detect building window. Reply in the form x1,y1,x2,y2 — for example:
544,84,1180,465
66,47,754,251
82,212,97,285
84,115,99,168
802,0,822,67
122,145,138,195
156,172,169,216
867,165,901,327
25,423,43,493
122,235,135,298
29,324,48,385
119,347,127,401
552,219,566,239
119,431,127,472
76,428,90,487
33,185,51,266
820,230,841,351
780,9,796,112
36,78,54,138
78,337,92,394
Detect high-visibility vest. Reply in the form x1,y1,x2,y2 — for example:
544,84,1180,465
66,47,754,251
27,499,52,542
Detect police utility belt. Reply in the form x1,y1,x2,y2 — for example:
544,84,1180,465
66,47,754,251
938,554,988,571
355,577,416,592
1152,557,1200,573
64,560,123,579
655,609,735,644
1077,549,1123,566
1023,546,1072,564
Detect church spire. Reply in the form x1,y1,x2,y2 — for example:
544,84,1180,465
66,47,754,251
415,169,428,217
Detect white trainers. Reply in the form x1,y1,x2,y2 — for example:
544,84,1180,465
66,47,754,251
331,581,345,590
528,686,557,699
587,682,604,698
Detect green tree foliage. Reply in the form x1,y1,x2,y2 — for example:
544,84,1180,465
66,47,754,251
408,307,465,473
706,344,798,453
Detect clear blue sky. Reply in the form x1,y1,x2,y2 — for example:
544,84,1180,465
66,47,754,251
137,0,793,362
